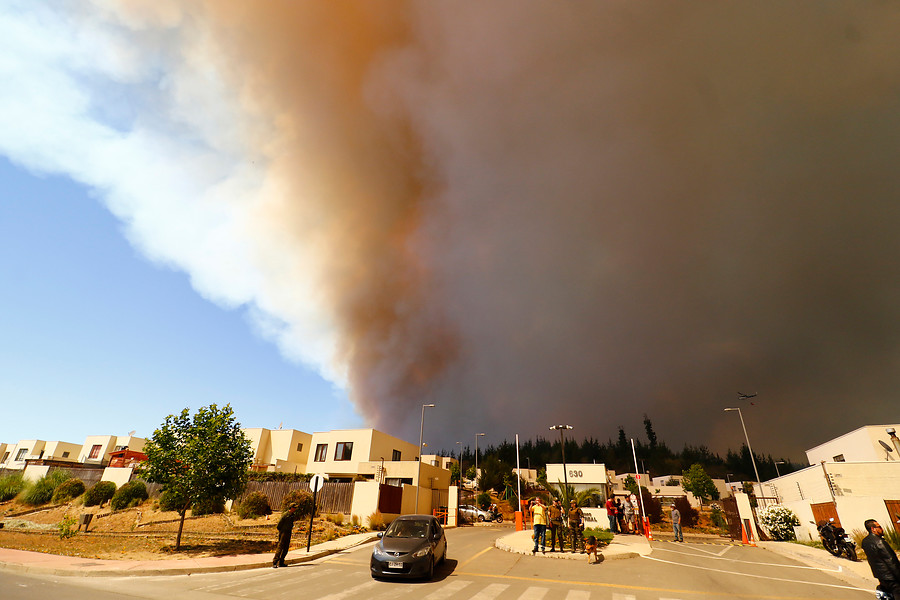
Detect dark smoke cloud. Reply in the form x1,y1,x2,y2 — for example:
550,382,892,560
115,2,900,458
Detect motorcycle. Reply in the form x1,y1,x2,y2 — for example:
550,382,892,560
814,518,857,561
487,507,503,523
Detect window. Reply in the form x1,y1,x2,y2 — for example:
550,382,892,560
314,444,328,462
334,442,353,461
15,448,28,461
88,444,102,459
392,449,401,461
296,443,303,452
833,454,845,462
62,451,70,458
114,445,126,451
1,452,8,462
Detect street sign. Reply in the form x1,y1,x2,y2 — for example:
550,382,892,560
309,473,327,493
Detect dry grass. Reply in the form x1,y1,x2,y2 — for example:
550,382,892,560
0,499,358,561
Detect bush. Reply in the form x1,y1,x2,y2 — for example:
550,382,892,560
367,512,386,531
639,487,663,524
325,512,344,526
672,496,699,528
157,489,183,512
757,504,800,541
21,470,73,506
281,489,316,516
52,478,86,504
191,497,225,516
237,491,272,519
110,481,148,511
84,481,117,507
710,504,728,531
476,492,492,510
0,472,25,502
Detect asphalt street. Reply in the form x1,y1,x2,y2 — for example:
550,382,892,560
0,525,876,600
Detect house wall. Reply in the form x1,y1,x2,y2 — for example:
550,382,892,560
760,461,900,539
269,429,311,473
546,463,609,503
308,429,418,478
43,441,81,462
2,440,47,469
101,466,135,488
0,443,8,464
806,425,900,464
79,435,116,465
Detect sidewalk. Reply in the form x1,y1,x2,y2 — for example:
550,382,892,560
496,529,652,561
0,532,379,578
758,541,878,591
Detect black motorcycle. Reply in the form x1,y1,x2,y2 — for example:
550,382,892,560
487,507,503,523
815,519,857,561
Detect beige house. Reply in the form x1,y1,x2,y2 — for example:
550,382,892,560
307,428,419,481
1,440,49,469
243,428,311,473
0,443,7,465
758,425,900,540
79,434,145,466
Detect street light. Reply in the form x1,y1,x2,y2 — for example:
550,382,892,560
474,433,485,491
455,441,463,487
724,407,761,489
774,460,785,477
550,425,573,501
416,403,435,513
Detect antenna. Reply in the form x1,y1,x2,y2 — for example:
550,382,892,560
128,430,136,437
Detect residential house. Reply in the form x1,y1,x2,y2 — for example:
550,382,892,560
79,434,145,466
243,427,311,473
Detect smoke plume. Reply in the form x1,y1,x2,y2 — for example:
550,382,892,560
3,1,900,457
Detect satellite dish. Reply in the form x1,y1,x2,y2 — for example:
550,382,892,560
128,430,136,437
880,440,894,453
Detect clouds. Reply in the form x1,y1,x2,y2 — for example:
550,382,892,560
3,1,900,456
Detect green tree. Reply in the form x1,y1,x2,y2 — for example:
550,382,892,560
681,463,719,504
143,404,252,550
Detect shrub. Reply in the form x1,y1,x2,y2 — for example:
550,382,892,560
191,497,225,516
281,489,316,516
710,504,728,531
757,504,800,541
110,481,148,511
367,512,386,531
326,513,345,526
672,496,699,528
639,487,663,524
237,491,272,519
22,470,73,506
157,489,183,512
0,472,25,502
84,481,117,507
476,492,492,510
52,478,86,504
57,514,78,539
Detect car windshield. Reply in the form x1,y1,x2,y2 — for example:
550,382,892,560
385,519,429,538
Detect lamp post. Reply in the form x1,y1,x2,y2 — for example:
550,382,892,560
550,425,573,502
474,433,485,491
724,407,761,489
774,460,785,477
416,403,435,513
455,441,463,487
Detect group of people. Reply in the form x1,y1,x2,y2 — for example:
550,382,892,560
604,494,640,535
529,497,587,554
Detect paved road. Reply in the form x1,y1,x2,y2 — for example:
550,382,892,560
0,526,874,600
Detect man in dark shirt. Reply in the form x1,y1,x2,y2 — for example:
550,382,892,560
273,505,299,568
861,519,900,597
567,500,584,553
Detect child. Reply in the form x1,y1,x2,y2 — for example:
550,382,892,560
585,535,599,564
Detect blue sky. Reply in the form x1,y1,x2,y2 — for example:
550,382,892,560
0,156,360,445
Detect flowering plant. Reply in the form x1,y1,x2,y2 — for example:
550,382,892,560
757,504,800,540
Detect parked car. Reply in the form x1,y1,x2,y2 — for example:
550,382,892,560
370,515,447,580
458,504,492,522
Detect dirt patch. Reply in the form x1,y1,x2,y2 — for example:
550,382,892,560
0,500,362,561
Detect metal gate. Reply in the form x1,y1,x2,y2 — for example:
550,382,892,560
720,496,742,541
810,501,840,528
883,500,900,529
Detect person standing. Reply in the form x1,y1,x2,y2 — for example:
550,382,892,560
615,498,627,534
568,500,584,553
273,505,299,567
671,503,683,542
623,497,635,534
531,497,547,553
548,499,564,552
605,496,618,533
861,519,900,597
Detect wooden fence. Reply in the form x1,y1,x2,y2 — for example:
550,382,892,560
237,481,354,514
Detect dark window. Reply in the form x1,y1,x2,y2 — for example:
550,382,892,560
88,444,102,459
392,449,401,461
1,452,9,462
15,448,28,461
314,444,328,462
334,442,353,461
62,451,70,458
297,443,303,452
833,454,845,462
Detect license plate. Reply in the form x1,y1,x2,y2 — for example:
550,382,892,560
388,561,403,569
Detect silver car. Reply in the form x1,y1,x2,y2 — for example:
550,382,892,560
370,515,447,580
458,504,492,522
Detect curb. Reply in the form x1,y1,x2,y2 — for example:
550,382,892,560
0,534,380,578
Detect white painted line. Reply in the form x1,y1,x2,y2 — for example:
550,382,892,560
641,555,866,592
314,580,379,600
516,586,549,600
565,590,591,600
469,583,509,600
651,546,843,571
423,579,473,600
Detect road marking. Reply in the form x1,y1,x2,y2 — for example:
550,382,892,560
517,586,549,600
314,580,379,600
612,593,636,600
468,583,509,599
457,545,494,570
650,547,843,571
423,579,473,600
564,591,590,600
641,555,867,592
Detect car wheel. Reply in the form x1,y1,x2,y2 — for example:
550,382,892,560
426,557,435,580
478,515,485,522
